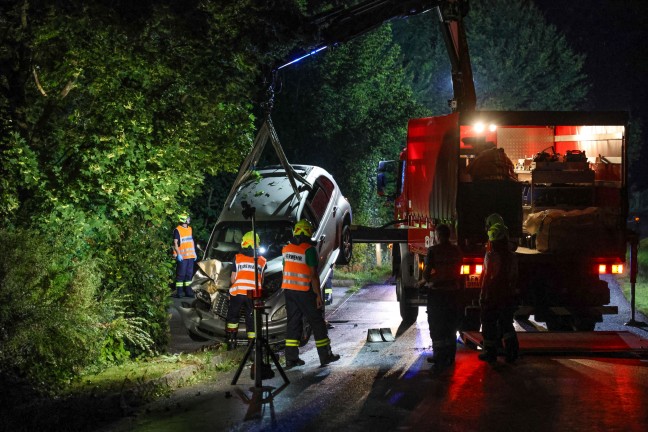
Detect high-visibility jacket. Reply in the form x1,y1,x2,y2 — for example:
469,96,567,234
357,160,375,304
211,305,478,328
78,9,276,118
281,242,314,291
230,254,267,296
174,225,197,259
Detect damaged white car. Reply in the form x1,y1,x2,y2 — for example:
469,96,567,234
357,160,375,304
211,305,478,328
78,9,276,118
176,164,352,345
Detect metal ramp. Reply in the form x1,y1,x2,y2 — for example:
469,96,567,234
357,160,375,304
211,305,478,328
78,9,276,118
462,331,648,356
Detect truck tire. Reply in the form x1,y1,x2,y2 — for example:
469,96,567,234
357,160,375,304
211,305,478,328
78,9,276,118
336,223,353,265
397,276,419,321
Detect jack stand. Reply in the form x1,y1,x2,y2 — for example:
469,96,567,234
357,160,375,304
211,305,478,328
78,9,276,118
231,304,289,386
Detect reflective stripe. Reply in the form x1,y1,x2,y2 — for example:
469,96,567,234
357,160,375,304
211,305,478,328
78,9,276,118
230,254,266,296
285,339,300,347
175,225,197,259
315,338,330,348
175,282,184,287
227,323,239,330
247,332,256,339
281,243,313,291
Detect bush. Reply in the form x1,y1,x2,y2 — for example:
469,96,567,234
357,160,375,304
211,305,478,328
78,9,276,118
0,228,104,388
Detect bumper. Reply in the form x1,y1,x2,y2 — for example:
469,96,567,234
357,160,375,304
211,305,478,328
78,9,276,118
175,295,289,344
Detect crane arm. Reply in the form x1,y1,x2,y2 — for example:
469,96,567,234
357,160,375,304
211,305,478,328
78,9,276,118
276,0,475,112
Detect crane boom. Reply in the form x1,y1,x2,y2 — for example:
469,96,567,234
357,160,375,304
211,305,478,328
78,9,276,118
277,0,475,112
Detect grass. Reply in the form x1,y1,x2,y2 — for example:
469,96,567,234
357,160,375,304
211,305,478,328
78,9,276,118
66,344,241,397
335,264,392,292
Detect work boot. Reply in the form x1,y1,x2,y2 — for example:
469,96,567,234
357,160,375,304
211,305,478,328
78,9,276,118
285,358,305,369
318,346,340,366
504,337,519,364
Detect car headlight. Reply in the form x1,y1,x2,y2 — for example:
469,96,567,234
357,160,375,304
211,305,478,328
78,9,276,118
271,304,287,322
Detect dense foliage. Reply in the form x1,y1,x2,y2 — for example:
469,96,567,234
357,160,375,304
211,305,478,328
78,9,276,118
0,0,299,387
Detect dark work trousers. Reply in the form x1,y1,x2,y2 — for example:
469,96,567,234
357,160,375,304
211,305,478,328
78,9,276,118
480,304,518,358
226,294,254,337
175,258,195,296
427,289,461,366
284,289,330,362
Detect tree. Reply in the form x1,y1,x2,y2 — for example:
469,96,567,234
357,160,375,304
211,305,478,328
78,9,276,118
272,25,427,226
0,0,306,384
392,0,590,113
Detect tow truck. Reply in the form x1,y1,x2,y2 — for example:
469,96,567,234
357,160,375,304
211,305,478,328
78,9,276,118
278,0,635,333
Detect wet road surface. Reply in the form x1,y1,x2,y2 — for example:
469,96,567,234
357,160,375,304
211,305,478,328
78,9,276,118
106,277,648,432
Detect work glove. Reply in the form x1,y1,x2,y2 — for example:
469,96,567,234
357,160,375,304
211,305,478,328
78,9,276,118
176,255,184,262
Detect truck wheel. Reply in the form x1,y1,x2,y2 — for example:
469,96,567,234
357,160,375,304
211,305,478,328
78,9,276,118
336,223,353,265
396,276,418,321
399,300,418,322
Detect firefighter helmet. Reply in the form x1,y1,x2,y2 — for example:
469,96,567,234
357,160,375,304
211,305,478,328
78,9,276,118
241,231,260,249
293,219,314,237
485,213,505,231
178,214,190,224
487,223,509,242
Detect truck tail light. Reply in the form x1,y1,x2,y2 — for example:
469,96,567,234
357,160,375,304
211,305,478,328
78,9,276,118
597,264,624,274
475,264,483,275
460,265,470,275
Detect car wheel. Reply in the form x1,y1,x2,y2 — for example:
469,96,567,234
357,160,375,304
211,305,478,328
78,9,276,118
336,223,353,265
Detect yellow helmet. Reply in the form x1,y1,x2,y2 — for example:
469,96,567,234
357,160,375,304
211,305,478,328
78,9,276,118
178,214,190,223
241,231,260,249
487,223,509,242
293,219,314,237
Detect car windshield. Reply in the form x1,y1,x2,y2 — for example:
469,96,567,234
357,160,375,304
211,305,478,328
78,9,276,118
205,221,294,262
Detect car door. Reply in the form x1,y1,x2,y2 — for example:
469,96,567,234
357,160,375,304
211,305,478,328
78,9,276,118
303,175,338,276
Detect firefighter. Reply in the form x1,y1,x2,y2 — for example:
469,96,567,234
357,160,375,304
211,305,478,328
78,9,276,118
173,214,197,298
419,224,463,372
479,223,519,363
282,219,340,368
226,231,266,350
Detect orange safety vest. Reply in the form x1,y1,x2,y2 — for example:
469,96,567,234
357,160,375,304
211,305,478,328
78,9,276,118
174,225,197,259
230,254,266,296
281,242,313,291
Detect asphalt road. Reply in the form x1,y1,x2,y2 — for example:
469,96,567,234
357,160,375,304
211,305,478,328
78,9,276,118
106,277,648,432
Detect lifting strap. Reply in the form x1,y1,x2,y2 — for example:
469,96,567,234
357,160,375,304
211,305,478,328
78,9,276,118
226,116,311,209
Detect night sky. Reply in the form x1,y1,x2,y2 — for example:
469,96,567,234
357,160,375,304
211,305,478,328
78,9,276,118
534,0,648,188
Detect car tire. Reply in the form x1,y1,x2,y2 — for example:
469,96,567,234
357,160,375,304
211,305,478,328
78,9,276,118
336,223,353,265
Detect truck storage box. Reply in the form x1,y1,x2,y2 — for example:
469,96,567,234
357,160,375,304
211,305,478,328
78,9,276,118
527,207,602,253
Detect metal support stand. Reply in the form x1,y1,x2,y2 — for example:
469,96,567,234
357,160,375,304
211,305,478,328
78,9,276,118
231,201,289,386
625,230,647,327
